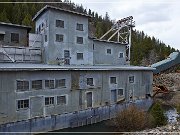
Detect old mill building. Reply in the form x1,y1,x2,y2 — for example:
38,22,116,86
0,5,154,132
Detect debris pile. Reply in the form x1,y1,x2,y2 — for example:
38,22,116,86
153,73,180,91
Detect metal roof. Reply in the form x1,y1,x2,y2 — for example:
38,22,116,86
0,22,32,32
0,63,155,71
32,5,92,21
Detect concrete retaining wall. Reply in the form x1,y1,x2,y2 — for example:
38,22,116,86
0,98,152,134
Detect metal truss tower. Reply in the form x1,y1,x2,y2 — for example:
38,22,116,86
100,16,135,63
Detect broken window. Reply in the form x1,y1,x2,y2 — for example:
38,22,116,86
129,76,135,83
32,80,42,90
87,78,93,86
57,95,66,105
17,80,29,91
77,37,83,44
76,23,83,31
119,52,124,58
17,99,29,110
56,34,63,42
45,80,55,89
45,97,54,105
107,49,111,54
110,77,116,84
56,79,66,88
11,33,19,43
77,53,83,60
118,89,124,96
56,20,64,28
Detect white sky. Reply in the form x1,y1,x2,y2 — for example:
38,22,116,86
72,0,180,50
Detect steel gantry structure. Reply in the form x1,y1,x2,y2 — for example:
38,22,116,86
100,16,135,63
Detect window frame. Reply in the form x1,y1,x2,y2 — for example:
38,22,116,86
107,49,112,55
45,35,47,42
119,52,124,58
129,75,135,83
16,80,29,92
56,20,64,28
110,77,117,84
76,36,83,44
11,33,19,43
56,79,66,88
77,53,83,60
87,78,94,86
31,80,42,90
45,79,55,89
56,34,64,42
118,89,124,96
45,97,55,106
76,23,83,31
57,95,67,105
17,99,29,110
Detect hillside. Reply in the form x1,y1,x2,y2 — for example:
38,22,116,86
0,0,178,66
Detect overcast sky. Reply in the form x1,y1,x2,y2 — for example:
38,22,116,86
72,0,180,50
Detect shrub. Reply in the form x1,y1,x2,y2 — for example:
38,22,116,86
113,105,154,132
150,103,167,126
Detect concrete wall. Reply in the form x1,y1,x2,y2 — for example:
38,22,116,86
93,40,127,65
0,70,153,124
0,25,28,47
0,98,153,133
35,9,93,65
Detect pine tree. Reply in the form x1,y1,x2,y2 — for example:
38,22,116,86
0,9,10,23
22,13,32,26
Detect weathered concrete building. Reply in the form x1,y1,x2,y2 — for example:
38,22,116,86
0,5,154,132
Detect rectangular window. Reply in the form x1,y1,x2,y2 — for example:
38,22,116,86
45,35,47,42
45,80,55,89
129,76,135,83
118,89,124,96
119,53,124,58
76,23,83,31
32,80,42,90
17,99,29,110
56,20,64,28
77,37,83,44
87,78,93,86
77,53,83,60
45,97,54,105
56,34,63,42
56,79,66,88
57,96,66,105
17,80,29,91
11,33,19,43
0,34,4,41
107,49,111,54
110,77,116,84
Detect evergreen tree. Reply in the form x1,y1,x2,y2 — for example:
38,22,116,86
22,13,32,26
0,9,10,22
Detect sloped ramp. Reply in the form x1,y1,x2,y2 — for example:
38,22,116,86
151,52,180,74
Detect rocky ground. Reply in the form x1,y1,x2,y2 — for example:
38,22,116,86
125,73,180,135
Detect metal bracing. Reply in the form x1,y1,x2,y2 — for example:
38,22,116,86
100,16,135,62
0,48,15,62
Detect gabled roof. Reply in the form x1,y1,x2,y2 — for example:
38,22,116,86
0,22,31,32
32,5,91,21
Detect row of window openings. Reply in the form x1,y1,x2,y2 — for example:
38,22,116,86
0,33,19,43
56,20,83,31
17,96,67,110
37,20,83,34
17,77,134,91
107,49,124,58
17,78,94,91
45,34,83,44
17,79,66,91
110,76,135,84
